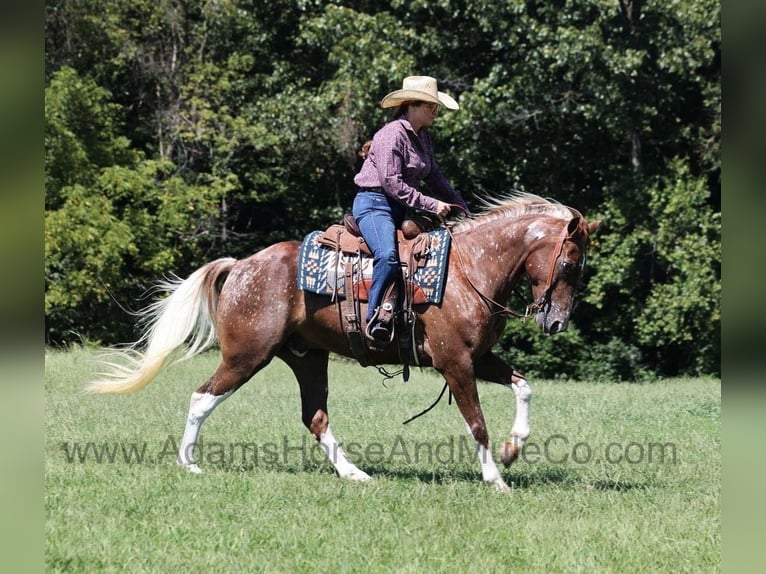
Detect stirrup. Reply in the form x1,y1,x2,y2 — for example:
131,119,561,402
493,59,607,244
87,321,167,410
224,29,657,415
365,304,395,344
368,322,392,343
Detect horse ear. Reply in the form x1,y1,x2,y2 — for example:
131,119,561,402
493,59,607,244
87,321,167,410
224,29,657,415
567,216,580,235
587,220,602,235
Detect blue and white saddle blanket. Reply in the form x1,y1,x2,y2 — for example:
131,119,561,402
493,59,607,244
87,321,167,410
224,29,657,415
297,228,451,304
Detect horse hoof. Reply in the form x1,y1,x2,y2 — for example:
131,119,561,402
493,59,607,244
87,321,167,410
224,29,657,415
499,440,520,467
342,469,372,481
178,461,203,474
486,478,511,494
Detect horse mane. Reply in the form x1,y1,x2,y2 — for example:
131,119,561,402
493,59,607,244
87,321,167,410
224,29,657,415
449,192,580,233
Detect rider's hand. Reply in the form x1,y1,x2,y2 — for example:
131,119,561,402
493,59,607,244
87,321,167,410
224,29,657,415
435,201,452,219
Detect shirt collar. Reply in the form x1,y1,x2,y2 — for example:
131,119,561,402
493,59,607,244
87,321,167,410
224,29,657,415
398,117,428,138
397,118,415,133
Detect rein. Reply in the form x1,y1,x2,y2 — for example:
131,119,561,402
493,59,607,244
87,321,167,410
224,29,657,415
402,381,452,425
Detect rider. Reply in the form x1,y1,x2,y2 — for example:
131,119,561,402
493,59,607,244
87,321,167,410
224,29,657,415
352,75,470,342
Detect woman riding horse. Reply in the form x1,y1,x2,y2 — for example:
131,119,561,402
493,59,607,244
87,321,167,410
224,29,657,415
353,75,470,342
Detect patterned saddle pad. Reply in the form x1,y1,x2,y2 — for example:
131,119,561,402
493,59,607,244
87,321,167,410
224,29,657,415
297,228,451,304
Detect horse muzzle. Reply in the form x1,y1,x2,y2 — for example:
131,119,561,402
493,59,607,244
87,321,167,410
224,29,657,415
535,308,570,335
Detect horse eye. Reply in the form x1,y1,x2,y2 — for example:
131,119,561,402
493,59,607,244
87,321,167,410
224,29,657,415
561,260,576,272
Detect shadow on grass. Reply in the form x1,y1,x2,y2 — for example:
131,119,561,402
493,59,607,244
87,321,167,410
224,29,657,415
217,459,585,488
210,461,655,491
586,478,652,491
356,464,586,488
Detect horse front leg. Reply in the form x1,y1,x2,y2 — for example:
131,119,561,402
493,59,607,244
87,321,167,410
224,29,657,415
441,363,510,493
279,348,371,481
474,352,532,467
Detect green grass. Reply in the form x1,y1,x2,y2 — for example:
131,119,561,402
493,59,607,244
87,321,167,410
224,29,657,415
46,348,720,573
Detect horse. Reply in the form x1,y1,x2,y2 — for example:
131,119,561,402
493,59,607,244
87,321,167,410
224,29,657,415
86,193,600,492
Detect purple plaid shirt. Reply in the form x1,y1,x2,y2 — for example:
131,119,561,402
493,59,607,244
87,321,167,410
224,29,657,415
353,119,468,214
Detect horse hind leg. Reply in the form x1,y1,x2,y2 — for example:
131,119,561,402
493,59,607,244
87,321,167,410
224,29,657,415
279,348,371,481
177,389,233,473
176,245,300,473
177,355,266,473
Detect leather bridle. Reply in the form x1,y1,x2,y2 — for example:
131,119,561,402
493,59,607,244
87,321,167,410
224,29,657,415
448,217,581,320
528,220,575,315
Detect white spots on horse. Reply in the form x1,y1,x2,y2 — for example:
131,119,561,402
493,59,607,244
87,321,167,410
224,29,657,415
469,240,505,266
490,241,501,263
224,265,257,305
525,221,548,244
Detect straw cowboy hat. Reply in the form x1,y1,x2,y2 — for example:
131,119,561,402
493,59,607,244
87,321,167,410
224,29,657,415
380,76,459,110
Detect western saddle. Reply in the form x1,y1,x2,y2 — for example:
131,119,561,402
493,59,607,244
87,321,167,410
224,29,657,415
315,212,438,378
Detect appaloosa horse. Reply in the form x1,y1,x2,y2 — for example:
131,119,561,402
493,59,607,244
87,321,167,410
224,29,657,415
87,193,600,492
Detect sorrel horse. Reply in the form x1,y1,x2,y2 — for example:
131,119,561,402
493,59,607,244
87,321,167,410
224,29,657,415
86,193,600,492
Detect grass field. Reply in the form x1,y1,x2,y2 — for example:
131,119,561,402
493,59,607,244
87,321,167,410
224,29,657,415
45,347,720,573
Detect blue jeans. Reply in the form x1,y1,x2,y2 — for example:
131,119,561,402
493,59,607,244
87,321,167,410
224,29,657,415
352,190,406,322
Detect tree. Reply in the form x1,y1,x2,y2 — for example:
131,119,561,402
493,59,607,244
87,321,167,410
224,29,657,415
45,67,223,344
44,1,720,378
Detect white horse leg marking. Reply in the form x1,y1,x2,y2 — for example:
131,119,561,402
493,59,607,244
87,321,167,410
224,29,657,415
466,423,511,493
318,425,371,481
510,378,532,450
177,391,232,473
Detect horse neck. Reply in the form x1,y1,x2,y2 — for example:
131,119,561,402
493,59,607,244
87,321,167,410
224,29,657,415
452,215,545,301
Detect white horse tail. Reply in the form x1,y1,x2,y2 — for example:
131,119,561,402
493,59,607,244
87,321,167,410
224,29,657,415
85,257,238,394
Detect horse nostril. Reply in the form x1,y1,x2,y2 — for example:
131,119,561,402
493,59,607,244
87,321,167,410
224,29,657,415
549,321,561,334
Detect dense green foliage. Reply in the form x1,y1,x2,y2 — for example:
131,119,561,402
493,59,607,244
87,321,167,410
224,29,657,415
45,0,720,379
